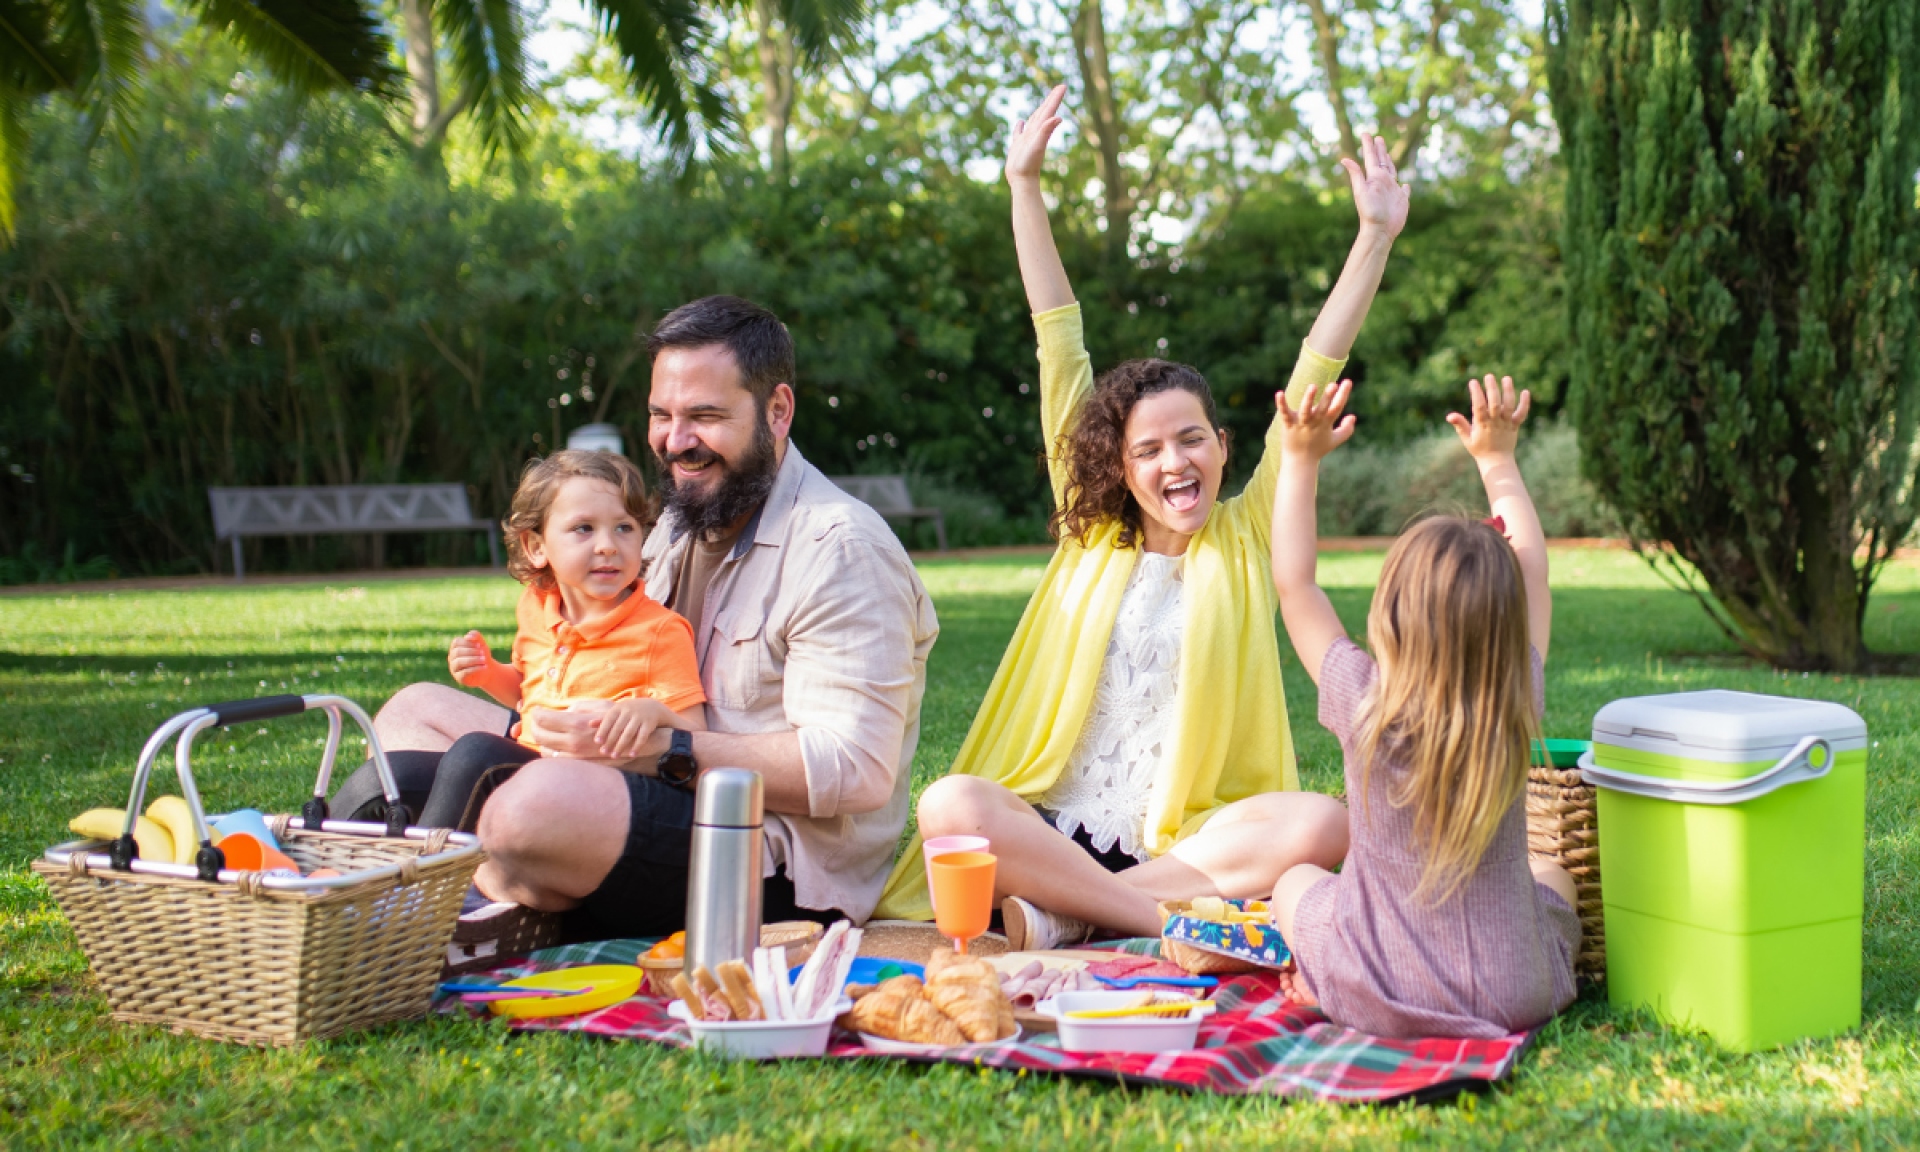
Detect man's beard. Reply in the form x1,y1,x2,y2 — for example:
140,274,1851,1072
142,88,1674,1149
656,415,779,539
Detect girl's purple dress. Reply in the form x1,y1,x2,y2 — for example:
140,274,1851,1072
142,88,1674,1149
1290,638,1580,1039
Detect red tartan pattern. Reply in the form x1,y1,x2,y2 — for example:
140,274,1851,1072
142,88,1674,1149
437,958,1531,1105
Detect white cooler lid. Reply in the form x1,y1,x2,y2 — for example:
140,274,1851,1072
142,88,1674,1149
1592,690,1867,760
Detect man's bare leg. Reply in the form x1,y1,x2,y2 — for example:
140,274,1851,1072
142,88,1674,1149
373,682,510,753
473,758,629,911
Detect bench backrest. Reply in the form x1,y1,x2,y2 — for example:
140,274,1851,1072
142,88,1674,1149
828,475,915,513
209,485,480,539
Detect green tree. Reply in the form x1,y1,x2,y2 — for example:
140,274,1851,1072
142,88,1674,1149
1547,0,1920,671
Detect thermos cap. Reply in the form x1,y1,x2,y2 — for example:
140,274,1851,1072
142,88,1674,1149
693,767,764,828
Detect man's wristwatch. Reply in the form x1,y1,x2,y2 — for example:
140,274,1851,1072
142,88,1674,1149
657,728,698,791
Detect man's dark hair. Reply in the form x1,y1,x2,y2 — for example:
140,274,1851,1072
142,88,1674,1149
647,295,795,406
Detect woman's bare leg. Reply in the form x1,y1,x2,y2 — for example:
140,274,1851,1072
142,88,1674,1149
916,776,1164,937
1119,792,1349,901
915,779,1351,939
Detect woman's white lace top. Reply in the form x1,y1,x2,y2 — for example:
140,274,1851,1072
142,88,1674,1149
1042,550,1185,862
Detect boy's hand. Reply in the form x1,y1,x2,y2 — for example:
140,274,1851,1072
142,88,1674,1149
1446,374,1531,463
1342,135,1411,242
1276,379,1358,462
447,630,495,686
1006,84,1067,188
593,697,676,761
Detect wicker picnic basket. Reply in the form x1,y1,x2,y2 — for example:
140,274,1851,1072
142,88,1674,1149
1156,900,1266,976
35,694,484,1047
1526,743,1606,980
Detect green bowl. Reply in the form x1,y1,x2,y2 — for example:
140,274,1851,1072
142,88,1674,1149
1532,738,1591,768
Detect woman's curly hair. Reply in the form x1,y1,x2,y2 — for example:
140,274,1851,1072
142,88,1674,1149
1050,358,1230,548
503,449,656,589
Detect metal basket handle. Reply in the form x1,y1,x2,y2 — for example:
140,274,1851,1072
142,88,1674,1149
116,694,409,880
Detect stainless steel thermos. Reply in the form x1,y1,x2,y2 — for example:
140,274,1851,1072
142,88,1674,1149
684,767,764,977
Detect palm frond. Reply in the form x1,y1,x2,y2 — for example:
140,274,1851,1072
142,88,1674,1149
586,0,734,159
59,0,145,148
0,1,77,93
776,0,864,69
437,0,530,157
183,0,398,97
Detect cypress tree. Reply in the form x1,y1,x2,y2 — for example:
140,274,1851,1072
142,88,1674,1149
1546,0,1920,671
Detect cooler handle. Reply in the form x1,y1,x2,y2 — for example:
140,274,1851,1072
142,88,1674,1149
1577,735,1832,807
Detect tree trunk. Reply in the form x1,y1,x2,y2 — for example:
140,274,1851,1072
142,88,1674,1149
1070,0,1130,262
1302,0,1361,162
753,0,796,185
403,0,439,138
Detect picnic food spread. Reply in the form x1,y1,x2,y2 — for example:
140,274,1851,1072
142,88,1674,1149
671,921,861,1023
846,949,1017,1044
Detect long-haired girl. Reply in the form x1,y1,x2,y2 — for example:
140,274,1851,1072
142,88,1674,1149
1267,374,1579,1038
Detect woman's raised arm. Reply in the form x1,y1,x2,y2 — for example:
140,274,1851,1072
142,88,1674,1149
1007,84,1074,315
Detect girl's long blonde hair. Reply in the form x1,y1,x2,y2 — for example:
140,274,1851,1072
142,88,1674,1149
1355,516,1539,904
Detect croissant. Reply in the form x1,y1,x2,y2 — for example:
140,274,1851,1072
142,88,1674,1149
846,974,924,1038
900,996,968,1046
924,951,1017,1040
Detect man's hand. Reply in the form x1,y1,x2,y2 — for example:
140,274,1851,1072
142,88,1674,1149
1342,135,1411,243
1276,379,1358,463
593,697,678,760
448,630,496,686
1445,374,1531,465
1006,84,1067,189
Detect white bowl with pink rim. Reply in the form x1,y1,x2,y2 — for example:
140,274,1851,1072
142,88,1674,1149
922,835,989,912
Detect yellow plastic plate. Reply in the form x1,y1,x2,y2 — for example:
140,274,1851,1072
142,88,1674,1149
487,965,643,1019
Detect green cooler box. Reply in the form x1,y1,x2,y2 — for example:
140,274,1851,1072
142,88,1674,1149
1579,690,1866,1051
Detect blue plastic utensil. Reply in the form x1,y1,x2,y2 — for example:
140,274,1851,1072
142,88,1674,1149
1093,974,1218,990
437,982,590,999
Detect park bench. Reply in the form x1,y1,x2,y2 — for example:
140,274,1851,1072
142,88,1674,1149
828,475,948,552
209,484,501,581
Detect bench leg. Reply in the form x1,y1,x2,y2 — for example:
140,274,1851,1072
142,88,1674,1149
933,511,948,553
231,536,245,582
485,524,502,569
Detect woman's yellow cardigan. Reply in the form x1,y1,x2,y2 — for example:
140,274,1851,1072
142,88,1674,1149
872,302,1344,920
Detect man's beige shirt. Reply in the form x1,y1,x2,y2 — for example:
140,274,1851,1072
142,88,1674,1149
643,443,938,922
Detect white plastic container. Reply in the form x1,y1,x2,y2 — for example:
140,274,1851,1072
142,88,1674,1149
666,998,851,1060
1037,991,1215,1054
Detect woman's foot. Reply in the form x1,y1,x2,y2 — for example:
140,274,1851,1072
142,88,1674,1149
1278,961,1317,1007
1002,896,1097,951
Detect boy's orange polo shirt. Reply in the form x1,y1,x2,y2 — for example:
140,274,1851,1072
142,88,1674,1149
511,582,705,751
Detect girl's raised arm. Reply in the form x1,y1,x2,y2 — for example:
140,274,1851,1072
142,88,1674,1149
1447,374,1551,659
1008,84,1074,314
1272,381,1358,685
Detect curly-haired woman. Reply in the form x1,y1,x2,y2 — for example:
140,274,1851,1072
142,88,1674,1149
872,85,1411,946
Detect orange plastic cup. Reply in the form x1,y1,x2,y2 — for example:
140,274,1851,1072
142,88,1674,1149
929,851,997,954
218,832,301,875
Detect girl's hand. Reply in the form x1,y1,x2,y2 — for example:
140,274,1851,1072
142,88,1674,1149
1006,84,1067,188
593,697,675,761
1276,379,1358,462
1446,374,1531,464
1341,135,1411,242
447,631,494,685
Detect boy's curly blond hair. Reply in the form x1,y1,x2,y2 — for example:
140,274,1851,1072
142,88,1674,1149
503,450,655,589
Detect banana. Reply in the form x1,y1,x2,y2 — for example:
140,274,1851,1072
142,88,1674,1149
68,807,175,864
144,795,204,865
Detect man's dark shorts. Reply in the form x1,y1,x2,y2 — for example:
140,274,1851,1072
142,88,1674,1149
574,771,845,937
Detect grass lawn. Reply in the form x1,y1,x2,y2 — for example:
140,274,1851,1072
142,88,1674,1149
3,548,1919,1149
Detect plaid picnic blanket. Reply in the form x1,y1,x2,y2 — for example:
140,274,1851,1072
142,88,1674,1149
436,938,1534,1106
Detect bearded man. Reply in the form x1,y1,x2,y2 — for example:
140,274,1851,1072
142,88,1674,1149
334,295,938,935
